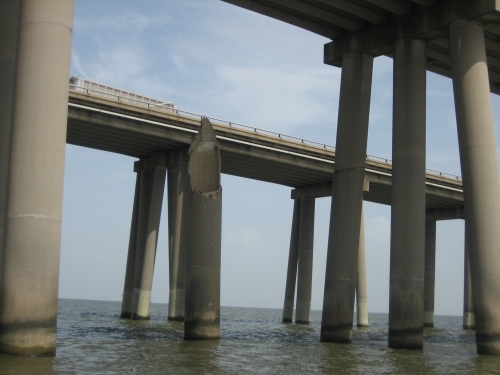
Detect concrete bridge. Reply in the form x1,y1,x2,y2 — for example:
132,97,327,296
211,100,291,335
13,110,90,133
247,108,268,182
1,0,500,357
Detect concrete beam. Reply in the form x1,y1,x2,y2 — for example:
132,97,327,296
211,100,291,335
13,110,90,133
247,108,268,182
324,0,500,67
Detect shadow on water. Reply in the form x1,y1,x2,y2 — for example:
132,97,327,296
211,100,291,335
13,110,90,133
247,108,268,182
1,301,500,374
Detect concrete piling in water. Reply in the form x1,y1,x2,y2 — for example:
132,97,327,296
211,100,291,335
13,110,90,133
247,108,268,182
424,220,437,328
282,199,301,323
295,198,315,324
120,164,142,319
184,118,222,340
463,225,475,330
321,52,373,343
388,39,426,350
450,20,500,355
0,0,74,356
168,151,189,321
356,205,369,327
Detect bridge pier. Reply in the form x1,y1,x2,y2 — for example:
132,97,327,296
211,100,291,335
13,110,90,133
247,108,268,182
167,150,189,321
321,52,373,343
184,118,222,340
0,0,74,356
131,155,166,320
356,205,368,327
295,197,315,324
424,220,437,328
388,39,426,350
463,225,475,330
282,199,300,323
450,20,500,355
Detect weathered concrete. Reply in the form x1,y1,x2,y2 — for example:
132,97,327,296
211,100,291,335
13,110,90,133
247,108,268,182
132,156,166,320
321,52,373,343
120,164,142,319
356,205,368,327
295,198,315,324
0,0,74,356
388,39,426,351
463,224,475,330
184,118,222,340
424,220,437,328
282,199,301,323
450,20,500,355
0,0,21,276
167,150,189,321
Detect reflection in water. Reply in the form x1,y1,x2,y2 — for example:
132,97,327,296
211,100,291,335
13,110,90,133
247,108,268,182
0,300,499,374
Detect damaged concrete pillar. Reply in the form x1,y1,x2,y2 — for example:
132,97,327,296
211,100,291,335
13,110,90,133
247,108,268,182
132,155,167,320
295,197,315,324
167,150,189,321
282,199,301,323
0,0,74,356
184,118,222,340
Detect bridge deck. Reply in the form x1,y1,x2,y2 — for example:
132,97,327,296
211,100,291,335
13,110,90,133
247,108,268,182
67,89,464,218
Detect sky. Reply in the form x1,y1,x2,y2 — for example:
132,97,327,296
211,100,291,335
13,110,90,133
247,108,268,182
61,0,500,317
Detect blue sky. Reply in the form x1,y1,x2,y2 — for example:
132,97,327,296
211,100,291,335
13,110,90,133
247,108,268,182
61,0,500,316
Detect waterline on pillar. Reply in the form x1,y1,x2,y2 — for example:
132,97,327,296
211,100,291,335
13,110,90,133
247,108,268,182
132,289,151,320
357,303,369,327
463,312,475,330
295,301,311,324
0,325,56,357
168,289,185,321
120,289,135,319
282,300,294,323
424,311,434,328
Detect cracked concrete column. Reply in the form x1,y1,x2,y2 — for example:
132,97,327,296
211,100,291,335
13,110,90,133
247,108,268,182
282,199,300,323
132,155,166,320
463,224,475,330
295,198,315,324
321,52,373,343
450,20,500,355
167,150,189,321
424,220,437,328
388,39,426,350
120,163,142,319
356,204,368,327
0,0,21,279
0,0,74,356
184,118,222,340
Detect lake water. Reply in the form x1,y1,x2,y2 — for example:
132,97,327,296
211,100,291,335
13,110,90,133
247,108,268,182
1,299,500,374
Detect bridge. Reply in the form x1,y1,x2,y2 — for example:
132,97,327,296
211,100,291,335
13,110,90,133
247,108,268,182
1,0,500,357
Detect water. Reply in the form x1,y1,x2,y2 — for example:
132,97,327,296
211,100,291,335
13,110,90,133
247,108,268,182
1,299,500,374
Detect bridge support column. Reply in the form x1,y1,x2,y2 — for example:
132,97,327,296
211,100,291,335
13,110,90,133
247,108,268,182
320,52,373,343
132,156,166,320
424,220,437,328
388,39,426,350
356,205,368,327
450,20,500,355
463,225,475,330
167,150,189,321
0,0,21,277
0,0,74,356
184,118,222,340
295,198,315,324
120,164,142,319
282,199,301,323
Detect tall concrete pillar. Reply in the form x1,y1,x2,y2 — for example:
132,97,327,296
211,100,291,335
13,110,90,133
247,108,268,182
167,151,189,321
132,157,166,320
184,118,222,340
321,52,373,343
295,198,315,324
120,164,142,319
388,39,426,350
356,205,369,327
282,199,301,323
450,20,500,355
0,1,21,275
463,224,475,330
424,220,437,328
0,0,74,356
